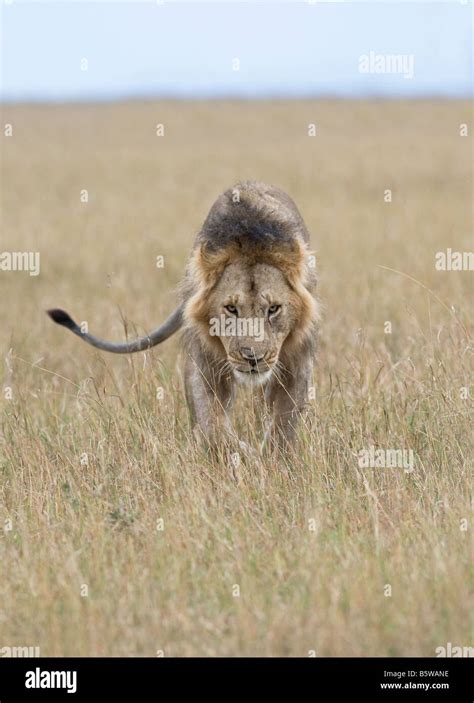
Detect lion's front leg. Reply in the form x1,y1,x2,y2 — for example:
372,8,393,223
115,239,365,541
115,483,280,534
263,355,313,451
183,351,236,450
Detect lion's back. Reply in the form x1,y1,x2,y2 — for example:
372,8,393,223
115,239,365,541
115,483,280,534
197,181,310,254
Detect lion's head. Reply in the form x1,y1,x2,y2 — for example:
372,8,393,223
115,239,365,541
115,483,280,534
208,260,311,384
183,234,318,386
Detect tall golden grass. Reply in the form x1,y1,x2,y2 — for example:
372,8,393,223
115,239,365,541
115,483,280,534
0,100,471,656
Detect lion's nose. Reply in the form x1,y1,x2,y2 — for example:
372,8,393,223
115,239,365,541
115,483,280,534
240,347,264,366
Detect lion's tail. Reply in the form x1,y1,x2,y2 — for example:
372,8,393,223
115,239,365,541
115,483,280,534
47,305,184,354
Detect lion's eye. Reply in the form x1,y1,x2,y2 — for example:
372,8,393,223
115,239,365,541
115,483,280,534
268,304,281,316
225,305,238,316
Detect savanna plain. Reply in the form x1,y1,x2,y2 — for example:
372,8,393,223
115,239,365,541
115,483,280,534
0,100,472,656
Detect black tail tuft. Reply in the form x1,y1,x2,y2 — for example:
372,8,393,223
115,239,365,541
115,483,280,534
47,309,76,329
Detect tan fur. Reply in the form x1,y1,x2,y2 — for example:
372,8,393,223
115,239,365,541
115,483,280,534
180,181,319,452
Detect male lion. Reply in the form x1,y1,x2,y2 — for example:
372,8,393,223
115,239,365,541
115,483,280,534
48,181,319,451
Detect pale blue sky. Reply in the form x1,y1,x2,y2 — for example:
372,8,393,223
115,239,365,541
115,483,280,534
1,1,472,101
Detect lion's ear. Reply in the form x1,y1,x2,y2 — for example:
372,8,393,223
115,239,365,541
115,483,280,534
269,237,314,290
183,244,228,332
191,243,230,289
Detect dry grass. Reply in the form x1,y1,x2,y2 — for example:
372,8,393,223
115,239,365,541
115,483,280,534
0,100,472,656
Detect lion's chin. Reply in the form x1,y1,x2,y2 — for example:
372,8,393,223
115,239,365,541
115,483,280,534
233,368,273,386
